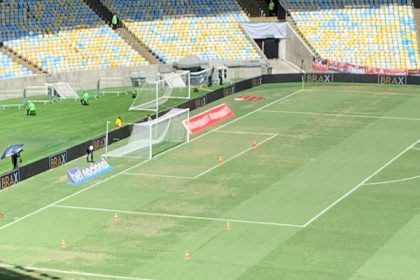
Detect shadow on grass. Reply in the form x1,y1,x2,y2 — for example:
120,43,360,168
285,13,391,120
0,263,61,280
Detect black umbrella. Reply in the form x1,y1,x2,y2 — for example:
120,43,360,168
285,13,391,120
1,144,24,159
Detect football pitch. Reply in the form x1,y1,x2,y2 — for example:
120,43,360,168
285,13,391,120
1,82,420,279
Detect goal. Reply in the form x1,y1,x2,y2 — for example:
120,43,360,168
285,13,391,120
23,85,51,105
0,89,25,109
103,108,190,160
47,82,79,100
97,77,131,96
191,68,212,87
129,71,191,112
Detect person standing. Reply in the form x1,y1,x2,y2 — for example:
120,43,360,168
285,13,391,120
115,116,123,128
86,145,94,162
11,153,18,169
268,0,275,16
111,14,118,29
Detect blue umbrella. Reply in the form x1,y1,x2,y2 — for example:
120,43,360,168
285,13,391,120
1,144,24,159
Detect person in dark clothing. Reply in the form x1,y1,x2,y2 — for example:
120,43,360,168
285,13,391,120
218,69,224,85
11,152,22,169
86,145,94,162
11,154,18,169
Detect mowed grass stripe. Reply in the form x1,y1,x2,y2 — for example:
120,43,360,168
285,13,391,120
0,87,304,231
2,83,420,280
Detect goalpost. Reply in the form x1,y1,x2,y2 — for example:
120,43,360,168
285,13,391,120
23,85,51,105
0,89,25,109
103,108,190,160
129,71,191,113
97,77,131,96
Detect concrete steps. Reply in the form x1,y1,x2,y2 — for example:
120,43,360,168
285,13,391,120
0,44,43,74
114,27,160,64
82,0,159,64
286,18,319,57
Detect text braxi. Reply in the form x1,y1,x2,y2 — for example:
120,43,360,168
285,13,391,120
66,158,112,185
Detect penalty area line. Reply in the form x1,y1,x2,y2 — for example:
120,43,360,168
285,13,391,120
0,88,304,231
192,134,278,179
260,110,420,122
303,138,420,227
215,130,276,136
364,174,420,186
0,263,155,280
124,173,194,179
51,205,305,228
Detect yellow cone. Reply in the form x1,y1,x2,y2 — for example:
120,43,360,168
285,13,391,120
225,221,232,231
60,239,67,249
218,156,223,166
252,139,257,149
184,250,191,261
113,213,119,221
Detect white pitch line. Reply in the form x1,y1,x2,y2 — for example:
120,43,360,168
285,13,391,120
261,110,420,122
193,134,278,179
124,173,194,179
411,147,420,152
215,130,276,136
0,88,304,231
0,263,155,280
52,204,305,228
364,174,420,186
311,87,419,97
303,138,420,227
125,134,278,180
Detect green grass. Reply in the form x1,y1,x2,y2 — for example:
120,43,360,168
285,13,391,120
1,82,420,279
0,86,220,174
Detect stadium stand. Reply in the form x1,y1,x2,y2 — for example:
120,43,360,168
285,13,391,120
281,0,420,70
0,51,32,79
100,0,264,63
0,0,148,74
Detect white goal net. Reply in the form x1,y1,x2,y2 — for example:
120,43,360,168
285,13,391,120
97,77,131,96
129,71,191,112
103,108,190,160
23,85,51,104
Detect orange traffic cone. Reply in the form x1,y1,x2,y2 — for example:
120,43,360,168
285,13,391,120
225,221,232,231
0,212,4,219
184,250,191,261
60,239,67,249
218,156,224,166
113,213,119,221
251,139,257,149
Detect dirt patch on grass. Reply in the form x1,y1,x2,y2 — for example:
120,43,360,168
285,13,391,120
57,175,68,182
0,244,110,266
284,114,365,141
107,216,177,237
170,183,234,199
148,200,205,215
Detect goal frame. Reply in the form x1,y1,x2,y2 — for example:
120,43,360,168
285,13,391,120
129,71,191,113
104,108,190,160
97,77,130,96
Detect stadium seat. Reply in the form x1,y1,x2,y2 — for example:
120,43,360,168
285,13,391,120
0,52,32,79
282,0,420,70
0,0,148,75
100,0,263,63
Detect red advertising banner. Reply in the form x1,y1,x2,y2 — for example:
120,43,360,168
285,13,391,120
183,103,234,134
312,58,417,75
